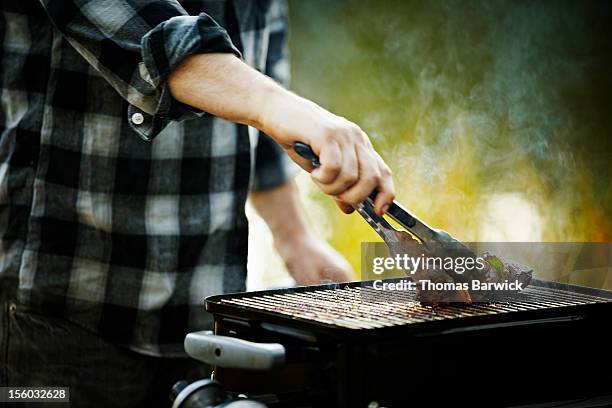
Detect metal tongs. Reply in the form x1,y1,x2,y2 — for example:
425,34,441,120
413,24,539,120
293,142,467,249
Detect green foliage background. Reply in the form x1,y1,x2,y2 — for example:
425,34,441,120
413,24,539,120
286,0,612,282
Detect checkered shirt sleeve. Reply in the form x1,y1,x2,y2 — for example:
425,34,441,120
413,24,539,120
38,0,241,141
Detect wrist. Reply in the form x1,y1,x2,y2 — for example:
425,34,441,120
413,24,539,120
252,82,317,149
274,227,313,261
248,78,288,136
249,180,312,256
269,214,310,246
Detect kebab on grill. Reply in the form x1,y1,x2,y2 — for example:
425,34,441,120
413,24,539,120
415,251,532,303
391,230,533,303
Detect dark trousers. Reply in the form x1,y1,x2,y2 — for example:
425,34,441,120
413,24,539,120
0,295,210,408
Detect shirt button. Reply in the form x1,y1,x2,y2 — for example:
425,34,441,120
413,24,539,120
131,112,144,125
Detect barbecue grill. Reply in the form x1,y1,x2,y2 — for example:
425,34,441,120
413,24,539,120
185,278,612,407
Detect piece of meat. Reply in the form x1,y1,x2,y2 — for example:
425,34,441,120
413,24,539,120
413,269,473,303
388,235,476,303
389,235,532,303
472,251,533,302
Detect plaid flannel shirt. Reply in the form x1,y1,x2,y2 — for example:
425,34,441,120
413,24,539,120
0,0,296,356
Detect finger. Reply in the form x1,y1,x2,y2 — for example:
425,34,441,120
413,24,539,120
313,142,359,195
337,146,380,205
333,197,355,214
373,160,395,216
310,140,342,184
321,267,353,283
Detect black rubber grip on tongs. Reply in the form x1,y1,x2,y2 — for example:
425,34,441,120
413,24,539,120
293,141,321,168
386,202,417,228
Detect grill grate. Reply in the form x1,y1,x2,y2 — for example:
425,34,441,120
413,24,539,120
219,285,610,330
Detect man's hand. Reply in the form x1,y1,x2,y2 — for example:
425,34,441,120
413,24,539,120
168,53,395,216
258,92,394,216
250,180,353,285
275,232,353,285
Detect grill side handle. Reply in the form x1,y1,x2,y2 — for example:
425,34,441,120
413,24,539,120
184,331,286,370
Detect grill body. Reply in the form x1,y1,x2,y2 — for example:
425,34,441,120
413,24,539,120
206,279,612,407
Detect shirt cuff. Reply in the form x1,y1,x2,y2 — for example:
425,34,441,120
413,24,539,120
129,13,242,142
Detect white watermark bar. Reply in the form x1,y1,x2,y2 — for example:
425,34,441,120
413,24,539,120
0,387,69,403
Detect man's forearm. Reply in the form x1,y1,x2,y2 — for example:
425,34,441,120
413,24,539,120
249,179,354,284
168,54,282,135
168,52,396,214
249,180,309,245
167,53,335,151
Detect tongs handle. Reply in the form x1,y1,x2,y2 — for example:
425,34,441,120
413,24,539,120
293,141,321,167
293,142,460,246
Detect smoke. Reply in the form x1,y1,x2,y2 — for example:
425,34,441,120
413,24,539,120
288,0,612,282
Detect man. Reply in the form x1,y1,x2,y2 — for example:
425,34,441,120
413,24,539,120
0,0,395,406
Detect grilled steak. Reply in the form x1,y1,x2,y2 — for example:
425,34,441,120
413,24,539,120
390,236,533,303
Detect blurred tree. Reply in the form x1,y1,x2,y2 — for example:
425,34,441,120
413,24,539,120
287,0,612,279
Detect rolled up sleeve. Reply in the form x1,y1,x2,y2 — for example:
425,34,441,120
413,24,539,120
38,0,241,141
